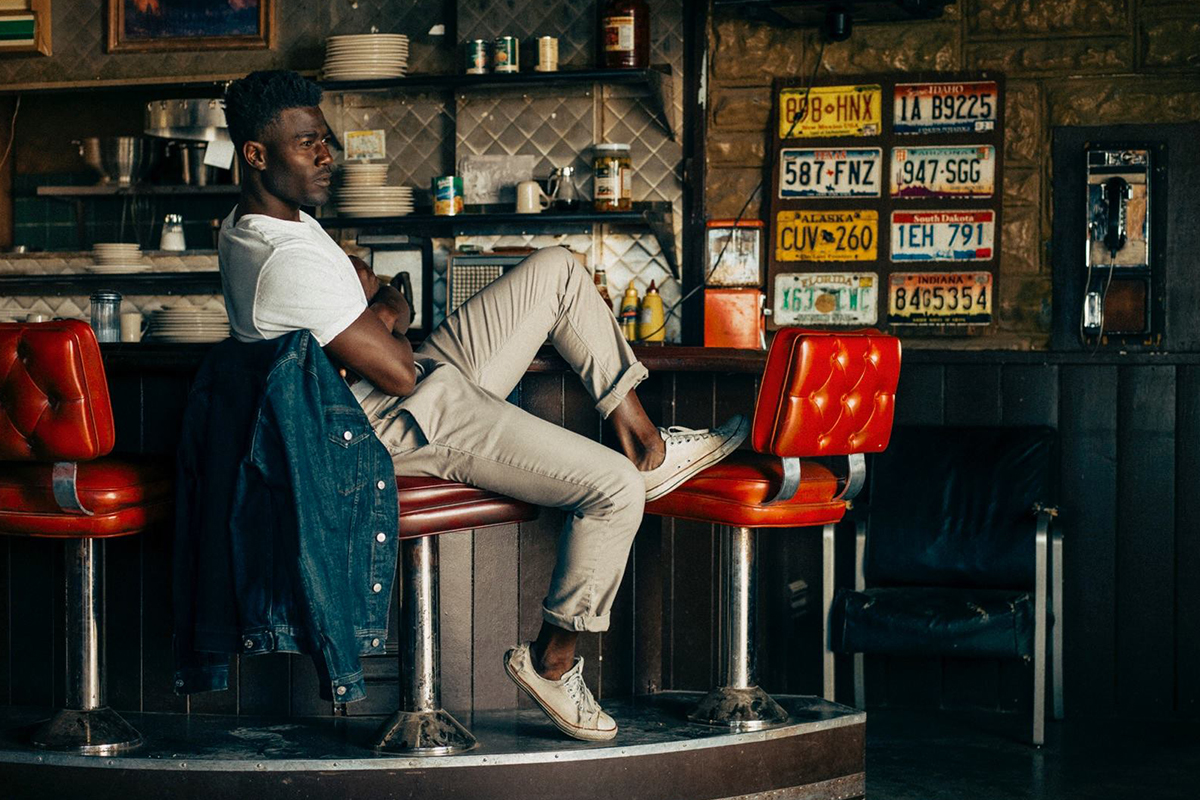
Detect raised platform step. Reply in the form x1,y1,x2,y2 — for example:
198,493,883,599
0,693,865,800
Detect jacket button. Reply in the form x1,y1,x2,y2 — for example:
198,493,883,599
376,532,387,543
336,685,347,696
343,430,353,441
372,638,381,648
372,582,383,593
377,480,386,490
244,638,255,650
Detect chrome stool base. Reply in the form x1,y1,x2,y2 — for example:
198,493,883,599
31,707,143,755
688,685,790,730
373,708,478,755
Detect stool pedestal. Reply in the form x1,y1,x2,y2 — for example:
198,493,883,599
31,539,143,755
374,535,477,755
688,526,789,730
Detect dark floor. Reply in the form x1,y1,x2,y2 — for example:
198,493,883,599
866,709,1200,800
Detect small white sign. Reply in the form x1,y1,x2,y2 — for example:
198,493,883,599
203,138,235,170
344,129,387,162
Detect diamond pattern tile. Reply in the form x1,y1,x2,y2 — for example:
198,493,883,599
459,0,596,68
7,0,686,342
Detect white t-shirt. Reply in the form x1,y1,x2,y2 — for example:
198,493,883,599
218,207,375,400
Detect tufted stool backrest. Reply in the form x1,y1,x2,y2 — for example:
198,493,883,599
0,321,114,462
751,329,901,458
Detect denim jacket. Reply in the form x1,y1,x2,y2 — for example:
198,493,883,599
173,331,399,703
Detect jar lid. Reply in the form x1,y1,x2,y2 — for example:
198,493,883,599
594,143,630,153
90,290,122,301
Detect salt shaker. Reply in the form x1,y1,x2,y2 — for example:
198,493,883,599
90,290,122,343
160,213,187,251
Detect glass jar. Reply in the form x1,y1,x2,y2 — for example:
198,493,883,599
90,290,122,343
592,143,632,212
160,213,186,251
600,0,650,69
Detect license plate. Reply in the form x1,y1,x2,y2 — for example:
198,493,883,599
773,272,878,326
778,84,882,139
890,210,995,262
888,272,993,325
891,145,995,198
779,148,882,199
776,210,878,262
894,81,999,135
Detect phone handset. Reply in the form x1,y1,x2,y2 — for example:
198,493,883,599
1102,176,1131,257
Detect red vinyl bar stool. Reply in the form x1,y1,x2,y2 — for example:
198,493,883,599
646,329,901,728
373,477,538,755
0,320,172,754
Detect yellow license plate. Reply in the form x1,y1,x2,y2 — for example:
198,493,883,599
887,272,993,325
778,84,882,139
775,210,878,262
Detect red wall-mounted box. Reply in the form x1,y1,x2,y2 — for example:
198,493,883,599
705,289,765,349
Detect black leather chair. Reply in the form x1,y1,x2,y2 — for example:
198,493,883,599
829,426,1062,745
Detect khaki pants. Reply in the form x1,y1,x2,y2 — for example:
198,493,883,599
358,247,649,632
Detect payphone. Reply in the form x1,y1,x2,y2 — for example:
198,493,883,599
1081,147,1152,344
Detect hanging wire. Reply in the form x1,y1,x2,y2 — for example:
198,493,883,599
0,95,20,173
631,36,829,344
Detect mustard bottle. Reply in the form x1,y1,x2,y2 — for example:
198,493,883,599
620,283,640,341
638,279,665,343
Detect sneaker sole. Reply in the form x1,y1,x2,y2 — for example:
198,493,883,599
644,418,749,502
503,651,618,742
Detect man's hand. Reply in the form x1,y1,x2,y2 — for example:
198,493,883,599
349,255,382,300
348,254,411,335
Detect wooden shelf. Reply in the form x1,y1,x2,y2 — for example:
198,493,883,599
320,66,678,140
0,272,222,296
317,202,677,272
36,184,240,197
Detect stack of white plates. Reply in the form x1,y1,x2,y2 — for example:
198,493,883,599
334,184,415,218
90,243,149,273
321,34,409,80
148,307,230,343
341,163,389,187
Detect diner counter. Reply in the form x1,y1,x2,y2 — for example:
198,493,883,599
97,341,1200,374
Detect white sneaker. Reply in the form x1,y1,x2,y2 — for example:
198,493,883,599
504,642,617,742
642,414,750,501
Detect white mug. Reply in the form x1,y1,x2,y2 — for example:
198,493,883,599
515,180,551,214
25,313,49,323
120,312,147,343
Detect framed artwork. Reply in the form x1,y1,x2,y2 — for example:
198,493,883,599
107,0,275,54
0,0,52,57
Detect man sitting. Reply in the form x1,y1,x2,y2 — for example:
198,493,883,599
217,70,747,742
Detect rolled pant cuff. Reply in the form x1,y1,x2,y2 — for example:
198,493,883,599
542,604,611,633
595,361,650,420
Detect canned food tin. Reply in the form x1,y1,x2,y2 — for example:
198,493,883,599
536,36,559,72
493,35,519,73
433,176,464,216
464,39,488,75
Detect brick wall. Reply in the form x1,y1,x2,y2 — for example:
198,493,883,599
706,0,1200,349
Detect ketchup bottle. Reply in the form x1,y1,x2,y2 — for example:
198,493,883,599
600,0,650,69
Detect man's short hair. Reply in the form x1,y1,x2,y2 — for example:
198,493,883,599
223,70,323,150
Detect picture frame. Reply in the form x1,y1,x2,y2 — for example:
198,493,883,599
106,0,275,54
0,0,52,57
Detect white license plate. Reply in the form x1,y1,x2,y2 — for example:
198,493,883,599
773,272,878,326
894,81,999,135
888,272,993,325
779,148,882,199
890,210,995,262
890,145,995,199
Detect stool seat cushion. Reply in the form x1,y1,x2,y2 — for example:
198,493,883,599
0,457,172,538
830,586,1035,659
396,476,539,539
645,452,846,528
